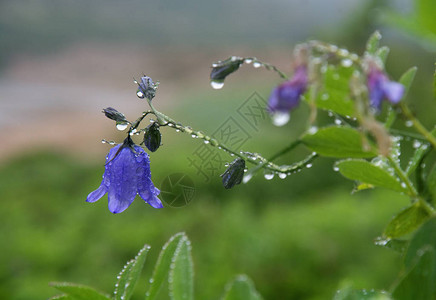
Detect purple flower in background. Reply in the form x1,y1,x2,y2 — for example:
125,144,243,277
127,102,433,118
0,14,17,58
87,137,163,213
268,66,308,126
367,66,404,110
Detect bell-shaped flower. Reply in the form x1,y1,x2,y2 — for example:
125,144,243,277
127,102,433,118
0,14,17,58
87,137,163,213
367,66,404,110
268,66,308,126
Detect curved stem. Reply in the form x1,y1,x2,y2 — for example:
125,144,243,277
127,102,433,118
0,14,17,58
386,155,418,198
400,102,436,148
245,57,289,80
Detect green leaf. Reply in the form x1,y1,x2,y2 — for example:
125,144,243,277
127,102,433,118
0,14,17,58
374,237,408,254
49,295,76,300
406,144,430,176
333,288,392,300
301,127,376,158
50,282,111,300
366,31,382,54
405,217,436,269
335,159,405,192
145,233,185,300
427,163,436,201
376,46,390,64
392,247,435,300
222,275,263,300
169,235,194,300
398,67,417,98
312,65,356,117
383,202,431,238
114,244,150,300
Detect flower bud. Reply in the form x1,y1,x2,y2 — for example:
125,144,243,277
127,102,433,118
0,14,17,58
102,107,127,123
143,122,161,152
367,65,404,110
221,158,245,189
210,56,244,82
137,76,157,100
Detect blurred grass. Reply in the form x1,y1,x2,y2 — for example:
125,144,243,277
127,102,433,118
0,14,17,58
0,145,410,300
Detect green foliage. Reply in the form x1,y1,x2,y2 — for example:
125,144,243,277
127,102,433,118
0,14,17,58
50,283,110,300
335,159,406,193
301,127,377,158
383,202,431,238
222,275,262,300
333,288,391,300
168,235,194,300
398,67,418,98
312,65,356,117
114,244,150,300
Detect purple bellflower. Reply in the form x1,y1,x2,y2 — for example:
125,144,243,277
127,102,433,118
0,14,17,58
268,66,308,126
367,66,404,110
87,137,163,213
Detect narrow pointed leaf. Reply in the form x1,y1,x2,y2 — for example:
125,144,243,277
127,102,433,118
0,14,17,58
49,295,76,300
145,233,185,300
376,46,390,64
406,144,430,176
392,247,435,300
427,163,436,201
366,31,382,54
169,235,194,300
374,237,408,254
335,159,406,192
301,127,376,158
398,67,417,98
333,288,392,300
310,65,356,117
383,202,431,238
50,282,111,300
114,244,150,300
222,275,263,300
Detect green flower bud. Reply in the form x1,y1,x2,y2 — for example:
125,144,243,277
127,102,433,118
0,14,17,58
102,107,127,123
210,56,244,82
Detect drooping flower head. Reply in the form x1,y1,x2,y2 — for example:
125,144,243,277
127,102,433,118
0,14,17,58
87,137,163,213
367,65,404,110
268,65,308,126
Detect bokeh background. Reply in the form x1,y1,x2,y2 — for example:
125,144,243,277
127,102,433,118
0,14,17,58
1,0,435,299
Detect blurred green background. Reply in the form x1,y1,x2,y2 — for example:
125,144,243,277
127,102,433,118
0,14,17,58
0,0,435,299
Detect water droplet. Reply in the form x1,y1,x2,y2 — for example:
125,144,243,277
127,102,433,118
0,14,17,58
338,48,349,56
204,140,210,144
264,173,274,180
330,45,338,52
191,134,197,138
253,62,262,68
328,111,334,117
334,119,342,125
278,173,287,179
413,140,421,149
308,126,318,134
341,59,352,67
116,123,129,131
333,166,339,172
136,91,144,98
321,93,330,101
405,120,413,127
401,182,407,188
175,129,180,132
149,278,154,283
101,140,107,144
272,112,290,126
306,164,312,168
244,58,253,64
210,81,224,89
243,173,253,183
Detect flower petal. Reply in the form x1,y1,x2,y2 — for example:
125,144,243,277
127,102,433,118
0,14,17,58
107,147,138,213
86,184,107,203
382,81,404,104
147,195,164,208
135,147,162,209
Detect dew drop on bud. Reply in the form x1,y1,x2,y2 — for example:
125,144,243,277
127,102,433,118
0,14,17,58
264,173,274,180
210,81,224,89
136,91,144,98
341,59,353,67
272,112,290,127
116,123,129,131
